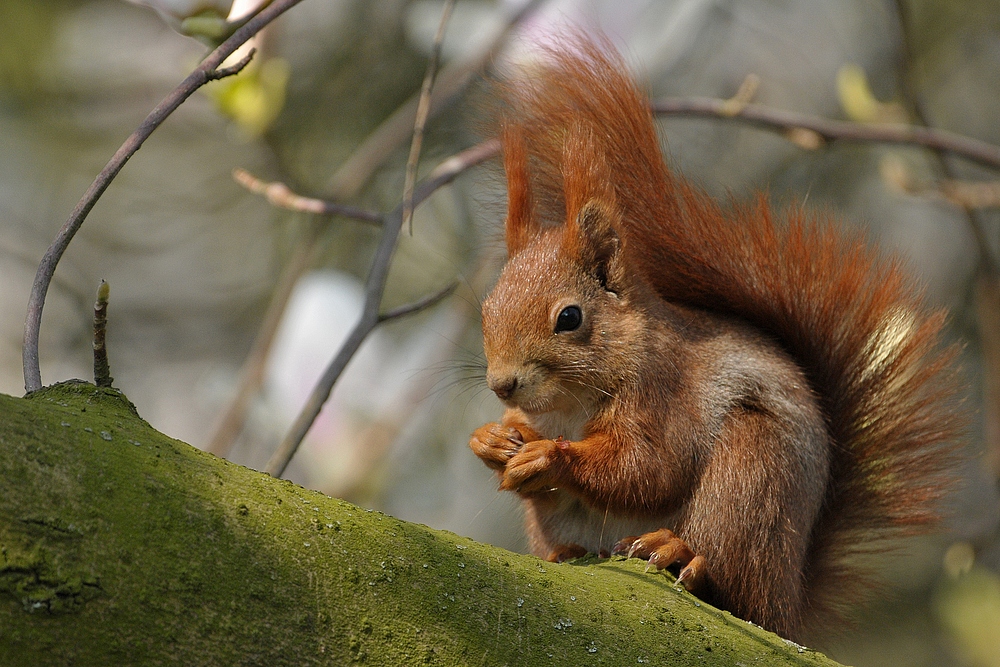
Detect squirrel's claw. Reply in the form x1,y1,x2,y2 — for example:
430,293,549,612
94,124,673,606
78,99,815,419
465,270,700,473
646,537,694,571
676,555,707,592
611,535,640,557
616,528,703,590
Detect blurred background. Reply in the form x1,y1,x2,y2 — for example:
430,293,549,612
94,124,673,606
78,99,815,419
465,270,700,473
1,0,999,663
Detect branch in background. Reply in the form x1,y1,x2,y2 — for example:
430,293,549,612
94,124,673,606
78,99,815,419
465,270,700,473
207,171,383,458
208,49,257,80
92,281,113,388
206,234,321,456
265,139,500,478
21,0,307,394
325,0,546,198
378,281,458,323
890,0,1000,514
882,158,1000,210
205,0,543,457
231,168,384,223
650,97,1000,170
937,180,1000,210
890,0,998,274
402,0,456,234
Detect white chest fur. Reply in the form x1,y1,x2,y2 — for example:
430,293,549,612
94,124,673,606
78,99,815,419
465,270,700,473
524,401,590,442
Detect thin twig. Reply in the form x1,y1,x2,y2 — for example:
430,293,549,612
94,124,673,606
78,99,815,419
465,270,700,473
232,168,384,224
403,0,456,235
325,0,545,198
265,139,499,478
93,281,113,388
21,0,306,394
651,97,1000,170
209,49,257,80
379,281,458,323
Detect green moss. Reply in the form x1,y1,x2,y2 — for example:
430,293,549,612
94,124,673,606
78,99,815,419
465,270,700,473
0,381,842,666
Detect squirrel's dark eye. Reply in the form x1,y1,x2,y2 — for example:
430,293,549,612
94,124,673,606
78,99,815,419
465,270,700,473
555,306,582,333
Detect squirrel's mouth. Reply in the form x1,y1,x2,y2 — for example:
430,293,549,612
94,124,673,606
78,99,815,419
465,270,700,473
496,387,553,415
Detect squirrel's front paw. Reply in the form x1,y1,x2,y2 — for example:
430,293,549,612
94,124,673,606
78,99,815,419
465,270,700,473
469,422,525,471
500,439,567,494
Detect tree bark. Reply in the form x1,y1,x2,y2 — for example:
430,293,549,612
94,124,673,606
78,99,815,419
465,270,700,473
0,380,841,666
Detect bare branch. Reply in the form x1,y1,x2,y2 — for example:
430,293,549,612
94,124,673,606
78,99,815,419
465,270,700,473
403,0,456,234
207,49,257,80
378,281,458,323
22,0,307,394
232,168,384,224
93,281,113,388
651,97,1000,170
265,140,499,478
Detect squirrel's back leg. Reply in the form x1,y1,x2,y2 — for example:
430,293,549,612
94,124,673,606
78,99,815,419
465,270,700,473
616,406,828,639
687,407,827,638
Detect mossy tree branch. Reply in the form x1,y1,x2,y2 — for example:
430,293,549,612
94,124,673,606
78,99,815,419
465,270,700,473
0,381,841,666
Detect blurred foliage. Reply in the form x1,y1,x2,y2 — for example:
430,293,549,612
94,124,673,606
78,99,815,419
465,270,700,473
936,566,1000,667
206,55,290,136
836,63,908,123
902,0,1000,71
0,0,75,101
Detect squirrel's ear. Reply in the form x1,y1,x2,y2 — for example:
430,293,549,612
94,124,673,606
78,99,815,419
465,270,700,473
502,122,538,256
568,199,621,288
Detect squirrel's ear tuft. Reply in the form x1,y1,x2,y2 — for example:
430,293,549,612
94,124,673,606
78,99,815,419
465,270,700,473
569,200,621,289
561,120,620,275
502,122,538,256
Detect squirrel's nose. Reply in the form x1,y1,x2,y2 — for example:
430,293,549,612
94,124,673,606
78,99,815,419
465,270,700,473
488,375,518,401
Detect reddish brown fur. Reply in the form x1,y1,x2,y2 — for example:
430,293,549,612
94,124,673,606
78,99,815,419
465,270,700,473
469,36,965,641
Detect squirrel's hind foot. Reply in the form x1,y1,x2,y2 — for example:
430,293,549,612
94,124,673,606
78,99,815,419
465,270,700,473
612,529,707,593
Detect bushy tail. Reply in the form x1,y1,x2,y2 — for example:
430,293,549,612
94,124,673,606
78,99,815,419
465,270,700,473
500,34,966,629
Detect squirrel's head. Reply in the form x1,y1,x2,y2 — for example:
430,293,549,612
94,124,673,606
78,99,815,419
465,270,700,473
481,119,651,414
481,192,645,414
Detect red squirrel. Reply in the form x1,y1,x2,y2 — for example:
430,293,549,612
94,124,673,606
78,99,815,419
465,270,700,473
468,36,965,641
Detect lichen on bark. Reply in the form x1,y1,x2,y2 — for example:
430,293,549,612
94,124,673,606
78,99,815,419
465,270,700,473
0,380,842,666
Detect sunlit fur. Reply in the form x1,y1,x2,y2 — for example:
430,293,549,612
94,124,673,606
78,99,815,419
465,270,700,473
469,34,965,642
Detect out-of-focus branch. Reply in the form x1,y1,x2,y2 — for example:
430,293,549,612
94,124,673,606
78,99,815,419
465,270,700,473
403,0,456,234
206,172,381,457
22,0,307,394
650,97,1000,170
889,0,997,274
890,0,1000,495
379,281,458,323
325,0,546,198
232,168,384,223
265,139,499,478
